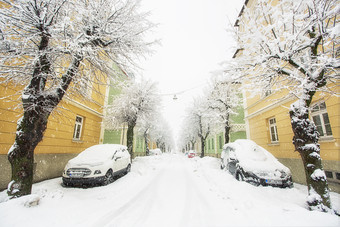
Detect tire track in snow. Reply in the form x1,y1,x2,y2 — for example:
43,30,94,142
89,154,242,227
88,168,164,227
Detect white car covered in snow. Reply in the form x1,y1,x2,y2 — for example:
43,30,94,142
221,139,293,188
62,144,131,186
149,148,162,155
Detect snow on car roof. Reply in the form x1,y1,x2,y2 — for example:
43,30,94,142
150,148,162,152
74,144,127,162
224,139,290,173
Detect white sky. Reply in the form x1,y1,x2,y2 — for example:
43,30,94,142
139,0,244,143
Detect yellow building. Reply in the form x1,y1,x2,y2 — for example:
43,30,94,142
244,90,340,192
0,73,109,190
236,0,340,193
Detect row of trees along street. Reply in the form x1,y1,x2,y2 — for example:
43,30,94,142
0,0,156,198
178,75,243,158
0,0,339,217
179,0,339,215
104,79,174,158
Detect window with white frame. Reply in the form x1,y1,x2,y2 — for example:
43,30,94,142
73,116,84,140
269,117,279,143
311,101,333,137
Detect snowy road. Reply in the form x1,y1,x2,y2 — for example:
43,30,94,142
89,155,239,227
0,153,339,227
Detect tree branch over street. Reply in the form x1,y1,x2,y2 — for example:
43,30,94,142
224,0,339,213
0,0,155,197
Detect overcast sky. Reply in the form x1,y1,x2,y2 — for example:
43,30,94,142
139,0,244,144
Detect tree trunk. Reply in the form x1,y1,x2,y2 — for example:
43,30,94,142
224,124,230,144
290,102,332,212
200,138,205,158
190,141,195,150
7,55,82,198
127,121,136,160
7,110,49,197
144,132,149,156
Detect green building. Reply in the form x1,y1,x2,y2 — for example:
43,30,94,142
204,99,246,158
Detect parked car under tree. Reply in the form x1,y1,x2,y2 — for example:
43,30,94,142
62,144,131,187
221,139,293,188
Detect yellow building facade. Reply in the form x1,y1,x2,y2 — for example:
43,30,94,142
0,74,108,190
237,0,340,192
244,90,340,192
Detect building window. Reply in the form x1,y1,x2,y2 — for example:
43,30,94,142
324,170,340,183
269,117,279,143
311,101,333,137
336,173,340,181
73,116,84,140
325,171,333,179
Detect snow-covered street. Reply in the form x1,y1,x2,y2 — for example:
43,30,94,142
0,153,339,227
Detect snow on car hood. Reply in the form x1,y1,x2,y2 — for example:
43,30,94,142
68,144,127,167
227,140,291,178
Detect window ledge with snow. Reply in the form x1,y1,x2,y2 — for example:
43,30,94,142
72,139,84,143
268,142,280,146
318,136,335,143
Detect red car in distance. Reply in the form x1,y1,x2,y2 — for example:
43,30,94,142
188,150,196,158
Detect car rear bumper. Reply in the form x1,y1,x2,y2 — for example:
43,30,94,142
62,176,106,186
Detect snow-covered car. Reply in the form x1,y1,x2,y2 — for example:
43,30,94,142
149,148,162,155
62,144,131,186
188,150,196,158
221,139,293,188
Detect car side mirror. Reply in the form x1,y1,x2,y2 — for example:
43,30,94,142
229,153,236,161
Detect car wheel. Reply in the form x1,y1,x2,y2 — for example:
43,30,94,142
236,171,244,181
103,169,114,185
62,182,71,187
125,164,131,174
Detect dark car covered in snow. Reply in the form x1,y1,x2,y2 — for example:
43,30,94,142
221,139,293,188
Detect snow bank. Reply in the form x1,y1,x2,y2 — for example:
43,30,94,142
0,154,339,227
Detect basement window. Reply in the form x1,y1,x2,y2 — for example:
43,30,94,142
325,171,333,179
336,173,340,181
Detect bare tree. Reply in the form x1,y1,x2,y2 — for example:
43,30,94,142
178,120,197,151
207,73,243,144
150,116,174,153
183,97,214,158
225,0,339,213
0,0,154,197
105,79,159,159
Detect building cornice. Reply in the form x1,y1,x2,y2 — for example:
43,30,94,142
245,94,295,119
65,98,103,118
